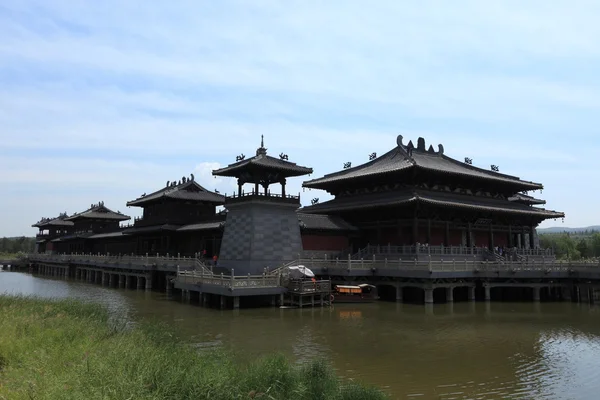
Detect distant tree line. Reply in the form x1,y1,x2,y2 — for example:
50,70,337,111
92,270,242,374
539,233,600,260
0,237,36,256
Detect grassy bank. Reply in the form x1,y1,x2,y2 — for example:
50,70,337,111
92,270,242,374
0,296,386,400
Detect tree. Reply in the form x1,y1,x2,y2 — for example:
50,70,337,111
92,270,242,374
577,239,590,259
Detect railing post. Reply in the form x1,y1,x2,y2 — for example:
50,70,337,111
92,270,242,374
231,269,234,289
221,273,224,285
453,259,456,271
348,254,351,269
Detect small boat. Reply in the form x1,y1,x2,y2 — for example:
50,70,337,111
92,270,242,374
332,284,378,303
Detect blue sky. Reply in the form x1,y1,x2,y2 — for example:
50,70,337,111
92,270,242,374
1,0,599,237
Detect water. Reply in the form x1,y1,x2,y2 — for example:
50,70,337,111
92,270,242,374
2,271,600,399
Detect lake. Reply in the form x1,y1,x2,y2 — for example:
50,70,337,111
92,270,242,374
2,270,600,399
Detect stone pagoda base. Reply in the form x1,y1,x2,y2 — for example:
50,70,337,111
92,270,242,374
218,199,302,275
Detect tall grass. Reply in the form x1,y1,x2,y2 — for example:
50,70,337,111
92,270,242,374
0,295,387,399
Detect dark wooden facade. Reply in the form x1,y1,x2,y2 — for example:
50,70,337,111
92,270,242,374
301,135,565,252
33,135,565,259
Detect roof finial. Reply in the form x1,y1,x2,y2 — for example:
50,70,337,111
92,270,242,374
261,134,264,148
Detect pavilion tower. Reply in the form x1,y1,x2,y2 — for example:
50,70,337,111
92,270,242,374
212,136,313,274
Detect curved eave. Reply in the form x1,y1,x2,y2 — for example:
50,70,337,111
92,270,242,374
65,215,131,222
126,195,225,207
213,157,313,178
304,165,543,192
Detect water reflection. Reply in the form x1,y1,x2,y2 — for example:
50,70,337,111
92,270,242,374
2,271,600,399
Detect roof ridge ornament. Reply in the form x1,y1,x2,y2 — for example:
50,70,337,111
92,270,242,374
256,135,267,156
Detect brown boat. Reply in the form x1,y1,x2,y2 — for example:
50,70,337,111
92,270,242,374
332,284,378,303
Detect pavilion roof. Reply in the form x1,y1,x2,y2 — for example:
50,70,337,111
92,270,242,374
212,136,313,179
65,202,130,222
127,177,225,207
508,193,546,205
297,213,358,232
303,135,543,191
32,213,74,228
300,188,564,219
177,221,224,232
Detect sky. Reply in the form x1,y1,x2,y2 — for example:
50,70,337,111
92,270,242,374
1,0,599,237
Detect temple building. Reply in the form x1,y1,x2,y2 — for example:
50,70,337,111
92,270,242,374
32,213,74,253
212,136,314,274
51,202,130,254
301,135,564,254
32,135,565,268
124,174,225,256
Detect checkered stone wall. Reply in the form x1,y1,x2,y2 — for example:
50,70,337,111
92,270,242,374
219,200,303,275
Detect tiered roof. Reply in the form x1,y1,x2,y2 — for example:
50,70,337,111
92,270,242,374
508,193,546,205
303,135,543,192
297,213,358,232
127,175,225,207
213,136,313,179
301,188,564,219
65,202,130,222
32,212,74,228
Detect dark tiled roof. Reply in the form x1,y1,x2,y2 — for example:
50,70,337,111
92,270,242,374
88,232,126,239
127,180,225,207
177,221,224,232
32,214,74,228
213,145,313,178
300,189,564,219
122,224,180,235
297,213,357,231
303,135,543,191
508,193,546,205
65,203,130,222
52,232,96,241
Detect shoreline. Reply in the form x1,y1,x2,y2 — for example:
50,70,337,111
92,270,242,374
0,295,386,399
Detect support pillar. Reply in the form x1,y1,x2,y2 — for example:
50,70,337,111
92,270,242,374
102,272,109,286
396,285,403,302
533,286,541,302
427,219,431,244
119,275,125,288
468,286,476,301
126,275,132,289
562,286,572,302
424,288,434,304
136,276,144,290
446,287,454,303
444,221,450,247
202,293,208,306
145,275,152,291
529,225,536,249
166,278,173,296
580,286,590,304
508,224,513,248
467,223,472,247
412,216,419,244
109,274,116,287
485,286,491,301
219,295,226,310
233,296,240,309
489,224,494,250
521,226,527,249
271,295,277,307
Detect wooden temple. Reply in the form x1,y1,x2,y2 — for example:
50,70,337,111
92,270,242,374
302,135,564,253
32,135,564,268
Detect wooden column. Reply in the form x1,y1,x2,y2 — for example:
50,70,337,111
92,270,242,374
281,178,286,198
508,224,513,248
444,221,450,246
412,216,419,244
521,226,527,249
529,225,536,249
427,219,432,244
467,222,472,247
237,179,243,196
489,224,494,250
254,182,259,194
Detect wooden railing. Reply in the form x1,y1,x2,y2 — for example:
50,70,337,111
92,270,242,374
293,256,600,273
287,280,331,294
353,244,554,259
177,269,281,289
26,253,200,270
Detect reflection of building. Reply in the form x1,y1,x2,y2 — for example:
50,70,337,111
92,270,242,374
32,135,564,272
